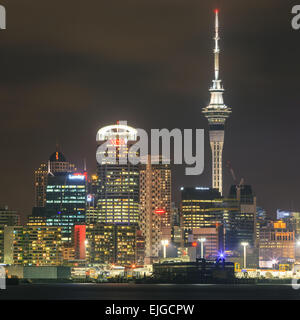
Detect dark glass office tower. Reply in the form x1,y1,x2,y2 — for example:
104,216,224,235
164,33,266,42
45,173,87,241
228,185,257,250
34,149,76,209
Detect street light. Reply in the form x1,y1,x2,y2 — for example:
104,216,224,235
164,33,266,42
241,242,249,269
198,238,206,259
161,240,169,258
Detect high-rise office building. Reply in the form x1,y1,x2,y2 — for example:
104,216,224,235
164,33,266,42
96,123,139,224
94,122,140,265
139,155,171,264
44,172,87,241
202,10,231,195
34,149,76,208
228,185,257,250
181,187,239,252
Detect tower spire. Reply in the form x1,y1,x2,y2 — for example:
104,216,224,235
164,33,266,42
214,9,220,81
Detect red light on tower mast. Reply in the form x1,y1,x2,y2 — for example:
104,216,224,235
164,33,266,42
214,9,219,14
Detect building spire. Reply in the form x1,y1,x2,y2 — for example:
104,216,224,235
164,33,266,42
208,9,226,106
214,9,220,81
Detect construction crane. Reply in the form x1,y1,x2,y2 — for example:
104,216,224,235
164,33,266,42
226,161,244,201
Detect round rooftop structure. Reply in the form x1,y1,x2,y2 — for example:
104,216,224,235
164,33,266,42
96,123,137,142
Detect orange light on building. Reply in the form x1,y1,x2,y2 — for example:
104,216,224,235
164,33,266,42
274,221,286,229
192,241,198,247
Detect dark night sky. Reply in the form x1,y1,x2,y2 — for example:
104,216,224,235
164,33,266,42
0,0,300,220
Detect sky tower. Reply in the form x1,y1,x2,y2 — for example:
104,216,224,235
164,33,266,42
202,9,231,195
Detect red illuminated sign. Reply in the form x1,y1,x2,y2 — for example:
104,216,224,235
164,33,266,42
109,138,125,146
155,209,166,215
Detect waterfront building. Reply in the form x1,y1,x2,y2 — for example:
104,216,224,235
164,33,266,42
259,220,295,268
86,223,138,266
3,225,62,266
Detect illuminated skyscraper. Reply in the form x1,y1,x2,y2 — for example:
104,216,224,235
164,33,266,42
45,173,87,241
96,123,139,224
180,187,239,252
139,155,172,264
202,10,231,195
94,122,140,265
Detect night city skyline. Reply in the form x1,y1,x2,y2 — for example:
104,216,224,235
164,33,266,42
0,1,299,221
2,0,300,304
